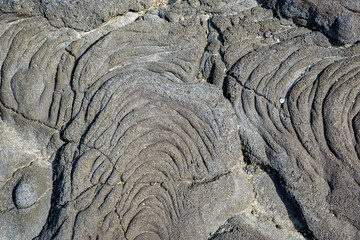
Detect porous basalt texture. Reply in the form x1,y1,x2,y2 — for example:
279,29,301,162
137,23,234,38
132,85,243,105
1,0,360,240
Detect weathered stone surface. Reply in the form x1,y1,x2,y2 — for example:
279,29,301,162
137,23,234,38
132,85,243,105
1,0,360,240
263,0,360,44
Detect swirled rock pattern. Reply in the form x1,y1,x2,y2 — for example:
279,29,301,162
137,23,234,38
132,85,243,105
37,70,252,239
205,6,360,240
0,0,360,240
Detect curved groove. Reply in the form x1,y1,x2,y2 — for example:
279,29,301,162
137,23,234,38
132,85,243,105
33,65,245,239
222,9,360,239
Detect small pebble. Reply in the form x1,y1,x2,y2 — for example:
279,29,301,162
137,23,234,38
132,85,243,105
264,31,272,38
14,180,38,209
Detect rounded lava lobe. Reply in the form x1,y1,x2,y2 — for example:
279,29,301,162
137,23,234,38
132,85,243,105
46,71,248,240
333,14,359,44
275,0,360,44
13,180,38,209
11,68,45,106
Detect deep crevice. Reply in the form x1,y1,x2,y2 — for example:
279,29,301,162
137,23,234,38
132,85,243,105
239,132,317,240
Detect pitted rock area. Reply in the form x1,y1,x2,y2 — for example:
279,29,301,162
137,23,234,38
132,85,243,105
0,1,359,240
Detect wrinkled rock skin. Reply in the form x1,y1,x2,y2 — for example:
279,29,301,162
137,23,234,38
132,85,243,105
0,0,359,240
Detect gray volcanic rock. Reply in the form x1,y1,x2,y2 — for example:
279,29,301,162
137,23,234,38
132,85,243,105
41,0,155,31
0,11,206,128
1,0,360,240
210,169,309,240
208,6,360,240
0,15,76,128
0,2,254,239
0,0,42,16
37,70,252,239
0,0,156,31
155,0,257,22
264,0,360,44
0,110,58,240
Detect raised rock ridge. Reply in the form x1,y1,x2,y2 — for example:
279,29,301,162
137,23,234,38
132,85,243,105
0,0,359,240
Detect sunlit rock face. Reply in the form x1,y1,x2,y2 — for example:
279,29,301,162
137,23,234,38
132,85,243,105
0,1,360,240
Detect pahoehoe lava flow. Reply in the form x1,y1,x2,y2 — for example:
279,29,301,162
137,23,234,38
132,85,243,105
0,0,360,240
37,70,250,240
217,6,360,240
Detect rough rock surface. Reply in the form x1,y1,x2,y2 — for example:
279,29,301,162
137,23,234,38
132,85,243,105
0,0,155,31
263,0,360,44
0,0,359,240
214,6,360,240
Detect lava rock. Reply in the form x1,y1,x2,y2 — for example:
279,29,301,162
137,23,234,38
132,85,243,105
1,1,360,240
220,7,360,240
0,0,156,31
264,0,360,44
